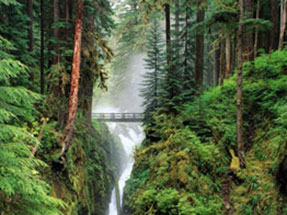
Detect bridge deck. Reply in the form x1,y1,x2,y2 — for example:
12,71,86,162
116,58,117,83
92,113,144,122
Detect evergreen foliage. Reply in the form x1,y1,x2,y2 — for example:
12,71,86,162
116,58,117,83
122,50,287,215
0,36,64,214
140,17,165,124
0,0,118,214
116,0,150,54
181,2,196,99
1,0,287,214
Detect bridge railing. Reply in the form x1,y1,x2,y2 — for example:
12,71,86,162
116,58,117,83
92,113,144,122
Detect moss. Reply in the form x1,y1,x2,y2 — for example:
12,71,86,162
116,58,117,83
121,50,287,215
39,119,124,215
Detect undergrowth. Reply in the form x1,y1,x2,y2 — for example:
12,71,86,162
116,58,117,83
121,50,287,215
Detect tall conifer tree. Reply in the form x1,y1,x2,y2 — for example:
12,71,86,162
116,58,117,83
141,17,164,124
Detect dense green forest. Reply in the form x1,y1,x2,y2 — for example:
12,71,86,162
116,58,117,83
0,0,122,214
0,0,287,214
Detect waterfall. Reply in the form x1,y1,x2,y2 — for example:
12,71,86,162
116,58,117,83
92,52,146,215
107,122,144,215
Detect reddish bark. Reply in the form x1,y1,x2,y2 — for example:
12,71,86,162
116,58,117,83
60,0,84,157
279,0,287,49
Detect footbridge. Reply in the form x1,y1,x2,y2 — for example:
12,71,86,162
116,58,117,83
92,113,144,122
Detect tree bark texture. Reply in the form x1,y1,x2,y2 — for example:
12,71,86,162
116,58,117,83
61,0,84,157
270,0,279,51
65,0,70,23
214,45,220,86
219,40,225,85
78,12,95,123
165,4,171,67
225,31,231,79
279,0,287,49
165,3,174,101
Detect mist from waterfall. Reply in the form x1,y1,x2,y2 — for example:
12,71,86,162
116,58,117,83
92,52,146,215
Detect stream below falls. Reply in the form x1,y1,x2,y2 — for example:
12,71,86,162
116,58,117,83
107,122,144,215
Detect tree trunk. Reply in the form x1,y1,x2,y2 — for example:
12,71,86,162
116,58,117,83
175,1,180,44
254,0,260,58
79,72,93,123
214,45,220,86
65,0,70,23
225,31,231,78
165,4,171,67
245,0,254,60
219,39,225,85
165,3,173,102
207,44,213,86
60,0,84,158
270,0,279,51
80,12,95,123
237,0,246,168
27,0,33,53
195,1,205,90
184,7,189,86
279,0,287,49
53,0,60,64
40,0,45,94
27,0,34,83
174,0,181,66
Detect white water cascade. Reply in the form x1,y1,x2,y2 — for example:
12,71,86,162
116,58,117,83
92,52,146,215
107,122,144,215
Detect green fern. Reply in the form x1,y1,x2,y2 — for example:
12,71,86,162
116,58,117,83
0,35,64,214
